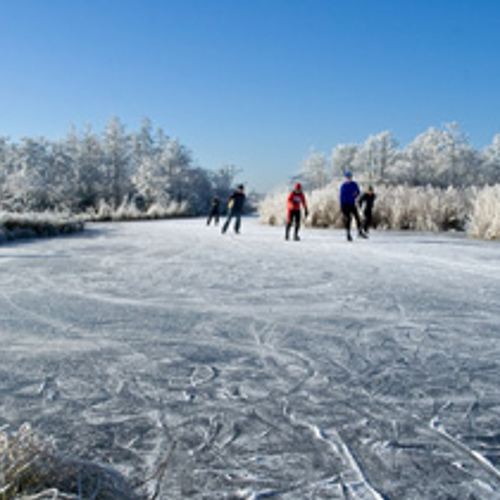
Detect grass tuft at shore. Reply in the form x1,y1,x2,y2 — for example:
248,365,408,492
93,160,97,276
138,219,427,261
0,213,85,245
0,424,140,500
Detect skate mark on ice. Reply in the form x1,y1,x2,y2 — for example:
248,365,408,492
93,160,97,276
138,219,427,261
430,412,500,488
283,403,386,500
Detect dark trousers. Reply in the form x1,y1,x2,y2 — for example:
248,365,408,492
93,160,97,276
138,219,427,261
285,210,301,239
222,209,242,233
342,204,362,236
207,210,219,226
362,210,373,233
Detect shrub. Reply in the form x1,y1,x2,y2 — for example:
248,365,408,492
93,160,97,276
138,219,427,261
468,185,500,239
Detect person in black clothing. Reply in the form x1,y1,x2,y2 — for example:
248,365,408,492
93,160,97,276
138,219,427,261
358,185,376,234
340,172,366,241
206,196,221,226
222,185,246,234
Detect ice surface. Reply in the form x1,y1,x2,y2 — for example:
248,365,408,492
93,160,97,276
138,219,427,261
1,217,500,499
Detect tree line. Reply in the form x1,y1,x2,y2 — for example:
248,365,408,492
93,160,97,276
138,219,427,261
0,117,241,215
297,123,500,190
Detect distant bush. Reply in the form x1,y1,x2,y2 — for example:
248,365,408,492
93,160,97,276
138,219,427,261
259,182,500,239
369,184,473,232
468,185,500,239
0,212,84,244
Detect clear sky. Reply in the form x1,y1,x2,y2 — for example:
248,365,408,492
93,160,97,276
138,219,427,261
1,0,500,192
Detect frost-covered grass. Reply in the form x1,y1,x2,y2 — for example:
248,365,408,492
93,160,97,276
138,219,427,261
0,425,139,500
468,185,500,240
0,425,176,500
84,200,189,222
259,182,500,238
0,212,85,245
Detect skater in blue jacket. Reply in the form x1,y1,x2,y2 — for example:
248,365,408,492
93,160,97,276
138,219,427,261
340,172,367,241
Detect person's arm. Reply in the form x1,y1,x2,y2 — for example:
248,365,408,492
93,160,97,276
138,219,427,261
301,193,309,216
358,192,366,208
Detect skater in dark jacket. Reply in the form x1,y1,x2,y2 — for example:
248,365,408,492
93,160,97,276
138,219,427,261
358,185,376,234
222,185,246,234
207,196,221,226
285,182,308,241
340,172,367,241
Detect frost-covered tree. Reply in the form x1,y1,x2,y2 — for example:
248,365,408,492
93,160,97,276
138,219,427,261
0,137,9,170
331,144,359,178
0,117,233,217
353,131,399,182
0,137,14,208
134,137,194,209
210,163,241,201
47,140,77,210
162,138,192,204
184,166,214,214
71,125,106,210
438,123,478,187
299,148,330,189
400,123,478,188
102,116,131,208
482,134,500,185
131,117,155,172
7,138,53,210
395,132,438,186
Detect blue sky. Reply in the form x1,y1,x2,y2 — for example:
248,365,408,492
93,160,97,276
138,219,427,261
1,0,500,192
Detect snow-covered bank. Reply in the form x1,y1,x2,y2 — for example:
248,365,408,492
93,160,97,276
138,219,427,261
0,212,84,244
1,218,500,499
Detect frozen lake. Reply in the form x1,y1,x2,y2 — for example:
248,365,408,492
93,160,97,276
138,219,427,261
1,217,500,499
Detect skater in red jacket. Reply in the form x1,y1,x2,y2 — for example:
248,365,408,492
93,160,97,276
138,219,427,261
286,182,308,241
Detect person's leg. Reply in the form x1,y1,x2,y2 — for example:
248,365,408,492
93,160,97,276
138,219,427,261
364,210,372,233
285,209,292,240
352,206,362,231
352,206,367,237
234,212,242,233
293,210,301,240
342,206,352,241
222,212,232,233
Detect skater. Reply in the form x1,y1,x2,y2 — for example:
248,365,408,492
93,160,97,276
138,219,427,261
358,185,376,234
285,182,308,241
340,172,367,241
206,195,221,226
222,184,246,234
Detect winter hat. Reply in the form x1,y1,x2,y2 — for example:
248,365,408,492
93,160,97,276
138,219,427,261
295,182,302,190
345,171,352,178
